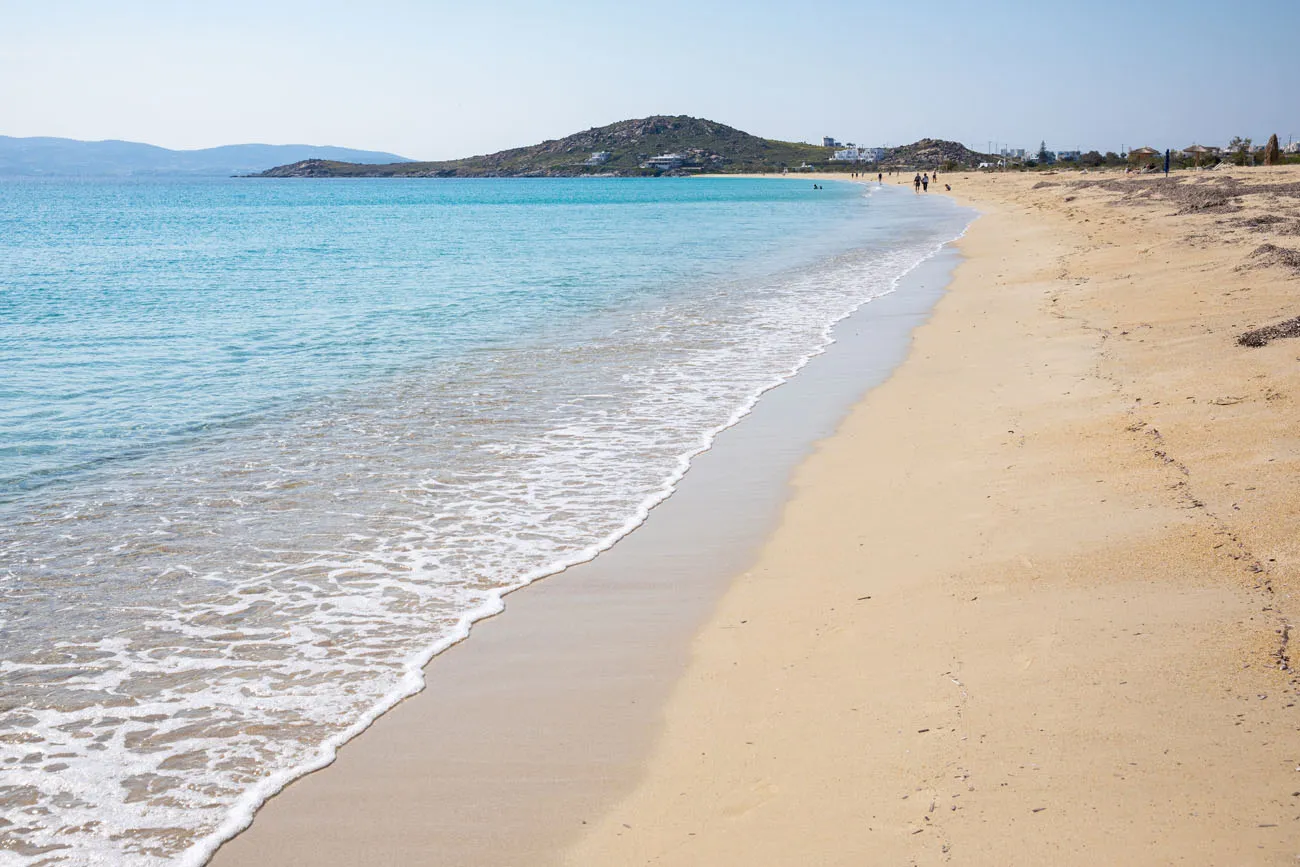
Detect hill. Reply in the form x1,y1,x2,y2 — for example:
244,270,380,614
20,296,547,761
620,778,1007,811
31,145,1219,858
258,116,835,178
885,138,991,168
257,118,993,178
0,137,411,177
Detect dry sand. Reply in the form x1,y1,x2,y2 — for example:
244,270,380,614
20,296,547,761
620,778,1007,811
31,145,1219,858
566,167,1300,865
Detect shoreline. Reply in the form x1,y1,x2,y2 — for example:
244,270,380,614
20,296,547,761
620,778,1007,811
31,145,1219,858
568,167,1300,863
212,165,1300,864
208,186,973,865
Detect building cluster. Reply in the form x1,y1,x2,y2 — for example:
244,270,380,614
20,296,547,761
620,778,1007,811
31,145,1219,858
1000,139,1298,166
830,145,887,163
822,136,888,163
589,134,1296,175
1179,141,1300,157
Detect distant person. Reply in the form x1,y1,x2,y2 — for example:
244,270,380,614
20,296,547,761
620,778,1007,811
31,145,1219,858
913,173,922,192
945,183,951,191
878,172,883,182
921,173,929,192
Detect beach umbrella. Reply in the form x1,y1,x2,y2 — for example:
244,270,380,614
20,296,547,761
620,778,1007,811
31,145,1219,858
1183,144,1215,167
1128,146,1161,169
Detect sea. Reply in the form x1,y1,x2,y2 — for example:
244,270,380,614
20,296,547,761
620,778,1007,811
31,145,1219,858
0,176,971,866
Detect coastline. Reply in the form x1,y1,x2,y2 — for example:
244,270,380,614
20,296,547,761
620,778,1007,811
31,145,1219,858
568,167,1300,863
208,185,973,865
211,166,1300,864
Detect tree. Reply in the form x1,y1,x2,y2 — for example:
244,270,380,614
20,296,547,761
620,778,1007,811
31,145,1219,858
1037,140,1050,163
1265,134,1281,166
1228,136,1253,166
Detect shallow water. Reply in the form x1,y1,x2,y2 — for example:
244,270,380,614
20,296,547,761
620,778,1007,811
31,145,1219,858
0,177,971,866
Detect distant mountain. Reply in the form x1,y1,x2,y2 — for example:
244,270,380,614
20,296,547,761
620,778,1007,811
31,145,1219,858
256,117,995,179
0,136,412,177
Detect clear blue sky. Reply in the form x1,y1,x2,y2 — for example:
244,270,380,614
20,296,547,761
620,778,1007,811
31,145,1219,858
2,0,1296,159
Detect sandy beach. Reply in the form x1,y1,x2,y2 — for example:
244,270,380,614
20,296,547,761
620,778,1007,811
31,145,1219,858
211,167,1300,865
565,167,1300,865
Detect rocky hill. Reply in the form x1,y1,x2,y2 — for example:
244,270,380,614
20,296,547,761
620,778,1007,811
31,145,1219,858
255,118,994,178
884,138,991,169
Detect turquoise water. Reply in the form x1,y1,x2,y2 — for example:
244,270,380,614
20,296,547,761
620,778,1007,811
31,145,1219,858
0,177,971,866
3,178,878,493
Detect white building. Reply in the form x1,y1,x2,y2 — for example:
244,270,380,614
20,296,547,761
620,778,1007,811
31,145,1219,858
585,151,612,165
822,136,840,148
999,148,1026,160
1285,141,1300,155
642,153,684,171
1057,150,1082,162
830,146,887,162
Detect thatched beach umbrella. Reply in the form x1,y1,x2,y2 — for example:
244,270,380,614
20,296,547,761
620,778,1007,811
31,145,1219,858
1129,146,1161,168
1183,144,1215,167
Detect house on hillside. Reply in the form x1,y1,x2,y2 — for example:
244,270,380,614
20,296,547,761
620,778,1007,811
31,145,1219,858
641,153,684,171
822,137,840,148
585,151,612,165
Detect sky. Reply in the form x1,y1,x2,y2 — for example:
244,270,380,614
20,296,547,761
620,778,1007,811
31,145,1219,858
2,0,1297,160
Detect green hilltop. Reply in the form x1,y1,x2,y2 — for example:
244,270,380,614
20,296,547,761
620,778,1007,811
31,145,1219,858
255,117,994,178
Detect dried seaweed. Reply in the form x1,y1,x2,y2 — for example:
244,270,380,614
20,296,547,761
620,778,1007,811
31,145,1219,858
1238,316,1300,347
1244,243,1300,271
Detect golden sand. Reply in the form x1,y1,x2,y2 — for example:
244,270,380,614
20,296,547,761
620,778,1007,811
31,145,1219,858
565,167,1300,865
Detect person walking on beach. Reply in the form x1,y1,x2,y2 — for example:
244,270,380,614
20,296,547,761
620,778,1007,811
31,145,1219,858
913,173,922,193
877,172,883,183
921,173,929,192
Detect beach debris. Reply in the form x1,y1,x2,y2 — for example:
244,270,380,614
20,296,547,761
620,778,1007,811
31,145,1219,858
1072,175,1245,214
1238,315,1300,347
1235,214,1300,235
1032,807,1047,813
1240,243,1300,273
